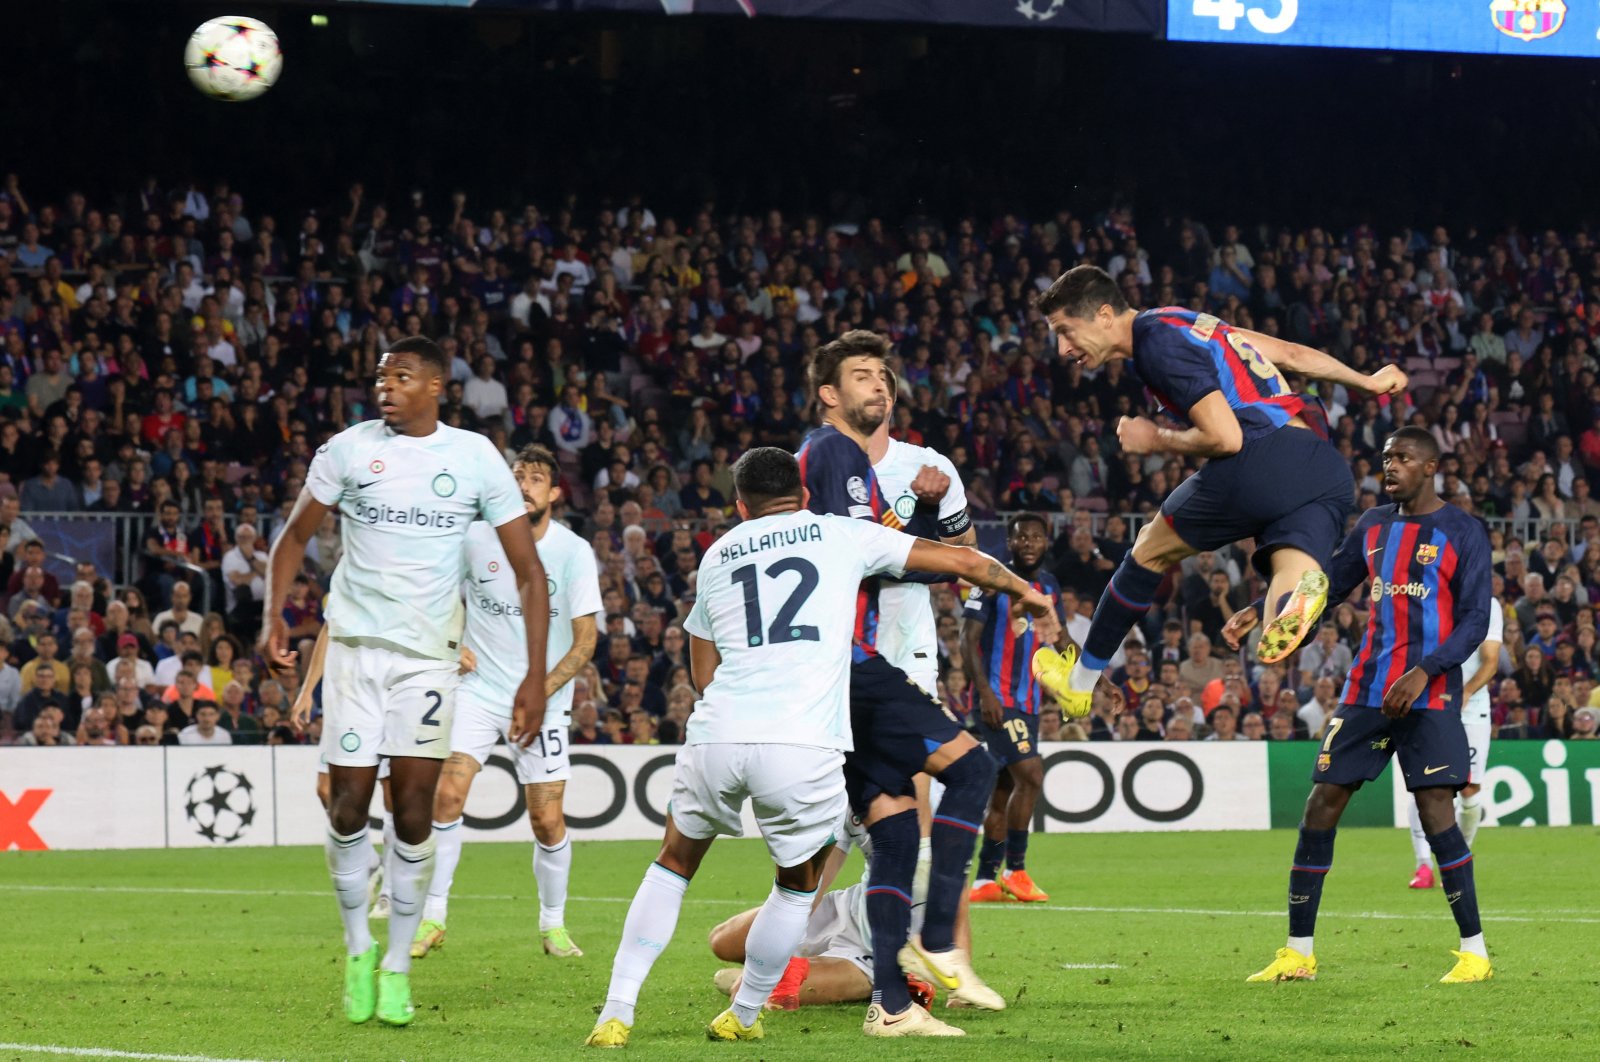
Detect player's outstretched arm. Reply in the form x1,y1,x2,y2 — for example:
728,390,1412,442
495,518,551,748
261,488,331,674
289,622,331,731
1235,327,1408,396
906,540,1055,626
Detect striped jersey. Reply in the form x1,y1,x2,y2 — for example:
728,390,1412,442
1132,307,1328,442
1328,502,1491,712
798,425,905,663
963,570,1065,714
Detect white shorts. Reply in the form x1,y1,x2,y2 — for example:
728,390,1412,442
453,687,571,784
799,885,873,979
317,743,391,781
1464,718,1491,785
669,743,846,868
322,638,461,767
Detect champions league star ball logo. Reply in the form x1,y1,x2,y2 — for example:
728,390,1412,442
184,765,257,844
1015,0,1067,21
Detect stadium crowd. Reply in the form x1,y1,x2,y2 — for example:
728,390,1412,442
3,175,1600,749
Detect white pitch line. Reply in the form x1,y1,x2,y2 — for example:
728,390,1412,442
0,1043,275,1062
9,884,1599,925
1060,963,1122,969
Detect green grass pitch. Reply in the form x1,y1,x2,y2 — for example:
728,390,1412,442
4,828,1597,1061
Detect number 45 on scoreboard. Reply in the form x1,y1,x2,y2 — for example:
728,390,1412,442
1192,0,1298,33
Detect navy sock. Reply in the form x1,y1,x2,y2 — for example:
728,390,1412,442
977,836,1004,881
924,747,997,952
1083,559,1164,669
865,809,919,1014
1288,825,1336,939
1427,825,1482,938
1005,828,1030,872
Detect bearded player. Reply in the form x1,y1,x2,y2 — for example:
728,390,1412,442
413,444,601,961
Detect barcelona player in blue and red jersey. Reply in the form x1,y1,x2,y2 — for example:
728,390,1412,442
1031,265,1409,718
962,512,1064,905
799,329,1027,1032
1225,428,1494,986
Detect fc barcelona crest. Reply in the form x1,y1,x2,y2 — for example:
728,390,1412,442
1415,544,1440,566
1490,0,1567,42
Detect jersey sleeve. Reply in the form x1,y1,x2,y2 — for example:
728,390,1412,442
1133,309,1223,418
847,519,914,580
932,452,972,538
1485,597,1504,644
565,540,603,620
305,433,349,507
802,432,877,521
1419,516,1492,678
963,585,995,622
476,440,526,527
1326,509,1382,606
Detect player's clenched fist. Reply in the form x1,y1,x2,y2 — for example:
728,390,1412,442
1117,415,1161,455
1221,605,1260,650
910,463,951,504
1366,364,1408,395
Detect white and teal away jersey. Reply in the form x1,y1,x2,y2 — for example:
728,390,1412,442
683,510,913,750
1460,597,1502,725
459,518,602,723
306,420,525,660
873,437,968,680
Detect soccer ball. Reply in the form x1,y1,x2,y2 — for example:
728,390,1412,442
184,16,283,102
183,765,257,844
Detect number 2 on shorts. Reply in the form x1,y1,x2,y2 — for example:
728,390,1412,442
421,690,443,726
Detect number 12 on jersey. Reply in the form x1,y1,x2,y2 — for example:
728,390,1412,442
730,558,820,646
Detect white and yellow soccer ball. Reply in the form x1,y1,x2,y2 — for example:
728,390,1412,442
184,16,283,102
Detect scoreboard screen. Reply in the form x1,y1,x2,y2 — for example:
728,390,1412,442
1168,1,1600,58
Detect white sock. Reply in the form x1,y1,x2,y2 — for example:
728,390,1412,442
1287,935,1314,956
383,835,436,974
380,812,397,902
1458,793,1484,848
1406,800,1432,869
423,817,464,924
1459,932,1487,959
1069,660,1104,694
325,828,374,956
535,834,573,931
367,831,382,877
598,863,689,1027
732,883,815,1026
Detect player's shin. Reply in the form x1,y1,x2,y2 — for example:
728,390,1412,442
1427,825,1486,957
864,809,919,1015
534,834,573,931
422,817,463,924
599,862,690,1027
325,828,375,956
1287,824,1336,954
976,836,1004,883
732,881,815,1027
383,835,436,974
924,748,996,952
1075,559,1163,691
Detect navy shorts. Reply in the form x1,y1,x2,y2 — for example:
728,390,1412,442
1312,705,1471,792
1161,426,1352,578
976,706,1041,767
845,654,965,812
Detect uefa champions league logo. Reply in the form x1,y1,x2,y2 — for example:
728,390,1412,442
1015,0,1067,20
183,765,257,844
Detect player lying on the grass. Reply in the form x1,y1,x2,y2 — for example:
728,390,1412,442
963,512,1065,904
1032,265,1408,718
705,812,982,1011
412,444,601,961
294,620,392,918
1405,596,1500,890
1225,428,1494,985
261,336,551,1028
585,447,1054,1048
799,331,1011,1031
